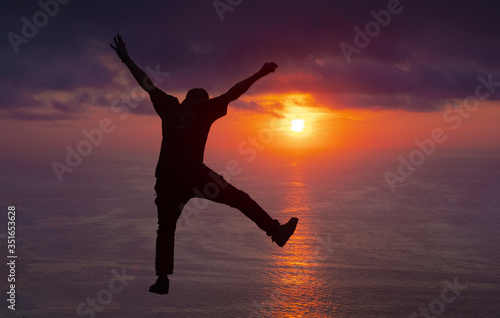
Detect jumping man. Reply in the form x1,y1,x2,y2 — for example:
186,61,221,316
110,34,298,295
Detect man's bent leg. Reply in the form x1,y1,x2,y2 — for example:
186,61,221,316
194,167,280,236
224,187,280,236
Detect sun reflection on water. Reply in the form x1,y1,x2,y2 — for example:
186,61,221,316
261,165,342,317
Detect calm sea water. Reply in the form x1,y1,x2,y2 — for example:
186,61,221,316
0,148,499,317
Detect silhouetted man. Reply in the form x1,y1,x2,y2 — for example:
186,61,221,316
111,34,298,295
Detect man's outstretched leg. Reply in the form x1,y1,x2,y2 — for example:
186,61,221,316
221,188,298,247
196,166,298,247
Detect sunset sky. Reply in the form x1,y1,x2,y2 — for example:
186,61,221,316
2,3,500,316
2,0,500,156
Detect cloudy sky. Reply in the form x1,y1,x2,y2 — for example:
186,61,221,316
2,0,500,154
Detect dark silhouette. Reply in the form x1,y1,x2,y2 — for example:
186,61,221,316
111,34,298,295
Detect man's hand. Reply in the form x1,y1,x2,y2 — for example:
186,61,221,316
258,62,278,76
110,34,157,92
110,34,130,62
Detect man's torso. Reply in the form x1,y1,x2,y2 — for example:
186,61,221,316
149,89,228,177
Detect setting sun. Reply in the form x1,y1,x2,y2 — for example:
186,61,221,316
234,93,341,149
291,119,305,132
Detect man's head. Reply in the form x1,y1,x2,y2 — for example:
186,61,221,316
184,88,209,105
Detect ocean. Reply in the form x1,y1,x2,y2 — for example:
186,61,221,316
0,147,499,317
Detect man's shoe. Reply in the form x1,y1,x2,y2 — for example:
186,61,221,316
149,276,169,295
272,217,298,247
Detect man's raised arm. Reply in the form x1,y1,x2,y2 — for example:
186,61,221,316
110,34,157,93
222,62,278,102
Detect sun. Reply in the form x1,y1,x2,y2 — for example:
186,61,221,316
290,119,305,132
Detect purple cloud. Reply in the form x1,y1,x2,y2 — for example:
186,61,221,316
2,0,500,120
